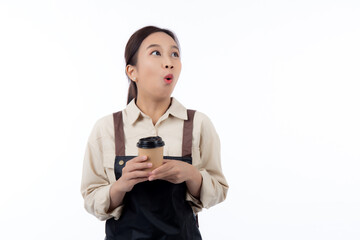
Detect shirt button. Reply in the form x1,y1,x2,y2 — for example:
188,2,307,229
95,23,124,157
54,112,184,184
119,160,124,166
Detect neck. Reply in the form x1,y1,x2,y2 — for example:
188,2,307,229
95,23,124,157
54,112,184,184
135,95,172,126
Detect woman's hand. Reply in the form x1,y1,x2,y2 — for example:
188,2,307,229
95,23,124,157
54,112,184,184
149,159,203,198
108,155,151,212
148,159,191,183
116,155,152,192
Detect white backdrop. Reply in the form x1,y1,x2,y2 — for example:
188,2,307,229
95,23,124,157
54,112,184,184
0,0,359,239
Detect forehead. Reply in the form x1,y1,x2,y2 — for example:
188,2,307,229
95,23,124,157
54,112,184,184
140,32,178,50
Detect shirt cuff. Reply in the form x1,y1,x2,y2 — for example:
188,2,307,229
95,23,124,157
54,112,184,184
94,184,124,221
199,169,215,209
186,190,203,214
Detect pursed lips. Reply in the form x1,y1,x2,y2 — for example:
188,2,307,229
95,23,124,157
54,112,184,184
164,74,173,84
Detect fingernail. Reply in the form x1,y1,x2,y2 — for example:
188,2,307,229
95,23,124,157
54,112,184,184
142,156,147,160
147,163,152,167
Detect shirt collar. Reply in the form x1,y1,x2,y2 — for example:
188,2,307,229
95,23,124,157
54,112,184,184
125,96,188,125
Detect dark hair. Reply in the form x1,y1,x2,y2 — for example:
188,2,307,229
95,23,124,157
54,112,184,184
124,25,180,104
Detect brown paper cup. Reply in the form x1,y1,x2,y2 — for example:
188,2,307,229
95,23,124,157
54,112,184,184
137,136,165,172
138,146,164,172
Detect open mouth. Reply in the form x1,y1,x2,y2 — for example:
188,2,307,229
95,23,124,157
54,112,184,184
164,74,173,84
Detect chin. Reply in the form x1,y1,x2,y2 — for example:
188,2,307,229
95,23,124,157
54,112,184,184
154,92,173,101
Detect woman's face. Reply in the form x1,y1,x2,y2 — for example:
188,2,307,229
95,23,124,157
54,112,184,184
127,32,181,101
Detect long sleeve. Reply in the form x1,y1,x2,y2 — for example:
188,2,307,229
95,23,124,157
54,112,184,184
80,120,124,221
81,99,229,220
186,112,229,212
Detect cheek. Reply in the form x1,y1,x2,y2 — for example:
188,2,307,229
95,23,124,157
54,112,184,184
137,60,160,89
140,59,158,77
175,61,181,73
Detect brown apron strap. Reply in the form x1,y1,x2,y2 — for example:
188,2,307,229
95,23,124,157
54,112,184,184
182,109,198,225
113,111,125,156
182,109,196,158
114,109,195,157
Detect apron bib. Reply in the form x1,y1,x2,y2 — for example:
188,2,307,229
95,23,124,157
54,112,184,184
105,110,202,240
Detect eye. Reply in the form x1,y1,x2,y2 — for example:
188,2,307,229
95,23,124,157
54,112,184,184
151,50,161,56
172,52,180,57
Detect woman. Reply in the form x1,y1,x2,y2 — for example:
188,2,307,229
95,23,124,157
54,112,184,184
81,26,229,239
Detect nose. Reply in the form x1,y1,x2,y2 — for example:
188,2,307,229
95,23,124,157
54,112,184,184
163,57,174,69
165,64,174,69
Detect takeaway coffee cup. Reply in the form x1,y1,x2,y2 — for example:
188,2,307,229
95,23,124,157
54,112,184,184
137,136,165,171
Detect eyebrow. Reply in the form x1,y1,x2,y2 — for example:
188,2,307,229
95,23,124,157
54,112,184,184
146,44,179,52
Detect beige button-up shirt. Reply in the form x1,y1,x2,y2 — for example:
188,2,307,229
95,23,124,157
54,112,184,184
81,97,229,221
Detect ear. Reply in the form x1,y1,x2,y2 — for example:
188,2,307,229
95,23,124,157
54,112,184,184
126,64,137,82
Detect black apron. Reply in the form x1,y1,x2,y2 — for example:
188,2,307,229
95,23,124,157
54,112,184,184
105,110,202,240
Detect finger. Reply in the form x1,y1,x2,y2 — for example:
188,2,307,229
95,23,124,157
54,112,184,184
126,170,151,180
129,177,149,186
149,169,173,181
151,162,171,175
126,162,153,172
129,155,148,163
161,175,176,183
123,156,150,172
